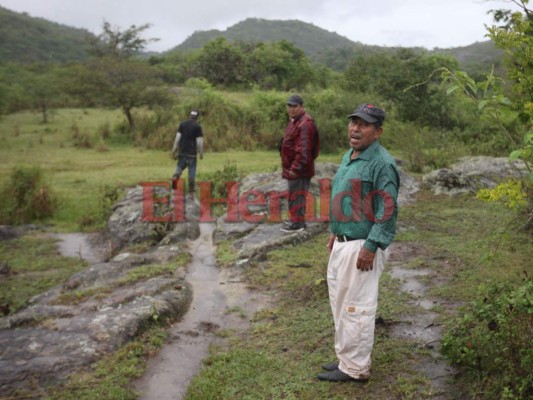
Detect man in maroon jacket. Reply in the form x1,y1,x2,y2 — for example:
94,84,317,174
280,94,320,233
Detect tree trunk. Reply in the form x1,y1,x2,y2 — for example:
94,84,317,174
124,107,134,130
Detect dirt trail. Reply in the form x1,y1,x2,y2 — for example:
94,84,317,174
387,242,458,398
132,223,271,400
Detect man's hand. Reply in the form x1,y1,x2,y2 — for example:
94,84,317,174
356,247,375,271
326,235,335,252
171,152,178,160
288,170,299,179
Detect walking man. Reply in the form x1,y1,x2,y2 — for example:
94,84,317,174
280,94,319,233
318,103,399,382
172,110,204,194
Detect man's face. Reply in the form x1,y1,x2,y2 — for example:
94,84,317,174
348,117,382,151
287,104,304,119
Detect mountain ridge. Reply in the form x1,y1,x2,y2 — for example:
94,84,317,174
0,5,94,63
0,5,503,73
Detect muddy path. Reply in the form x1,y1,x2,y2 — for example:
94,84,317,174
132,223,272,400
387,242,459,399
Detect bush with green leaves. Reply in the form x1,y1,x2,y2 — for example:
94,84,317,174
205,161,243,199
441,279,533,399
0,165,55,224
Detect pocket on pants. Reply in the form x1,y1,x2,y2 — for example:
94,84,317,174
343,304,377,351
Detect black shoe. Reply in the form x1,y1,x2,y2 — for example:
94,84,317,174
280,222,305,233
322,361,339,371
317,369,369,383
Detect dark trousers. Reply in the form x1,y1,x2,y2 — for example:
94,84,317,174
288,177,310,223
174,155,197,192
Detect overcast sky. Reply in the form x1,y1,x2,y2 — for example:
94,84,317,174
0,0,521,52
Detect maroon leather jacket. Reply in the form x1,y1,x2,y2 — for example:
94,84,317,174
280,112,319,179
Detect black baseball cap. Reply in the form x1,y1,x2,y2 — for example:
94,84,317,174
348,103,385,124
287,94,304,106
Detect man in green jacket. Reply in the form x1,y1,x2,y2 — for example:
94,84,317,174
318,103,400,382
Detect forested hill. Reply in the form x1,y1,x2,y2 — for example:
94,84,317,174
173,18,375,58
0,6,94,63
1,5,502,73
169,17,503,72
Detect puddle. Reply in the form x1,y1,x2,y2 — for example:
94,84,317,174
390,320,444,344
388,267,433,297
54,233,105,264
134,223,271,400
387,244,457,397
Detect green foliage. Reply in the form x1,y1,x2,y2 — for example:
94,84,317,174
0,5,92,63
172,88,262,151
305,88,365,153
76,57,171,130
477,180,527,211
206,161,243,198
186,37,322,91
173,18,357,61
0,165,55,224
487,5,533,124
0,234,86,314
60,22,173,130
392,125,464,173
77,183,122,231
439,65,532,226
441,279,533,399
433,41,506,81
98,184,121,221
345,49,460,128
88,21,158,59
195,38,246,87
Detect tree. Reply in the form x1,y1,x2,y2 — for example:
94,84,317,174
195,38,246,86
485,0,533,226
88,21,159,59
437,1,532,227
79,22,170,130
26,65,61,123
344,49,459,128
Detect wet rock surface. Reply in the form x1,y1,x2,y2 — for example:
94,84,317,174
0,242,192,396
0,193,199,396
214,162,419,260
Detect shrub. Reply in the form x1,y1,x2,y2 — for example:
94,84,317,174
97,122,111,139
77,183,121,231
205,161,243,198
0,166,55,224
306,88,366,153
441,279,533,399
386,123,467,173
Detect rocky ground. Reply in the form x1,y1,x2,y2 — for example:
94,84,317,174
0,157,522,398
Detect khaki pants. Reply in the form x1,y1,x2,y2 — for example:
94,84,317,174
327,239,387,378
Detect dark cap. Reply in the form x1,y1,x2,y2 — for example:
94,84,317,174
286,94,304,106
348,103,385,125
